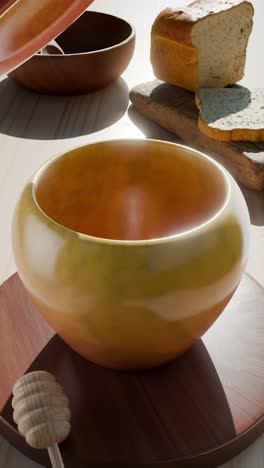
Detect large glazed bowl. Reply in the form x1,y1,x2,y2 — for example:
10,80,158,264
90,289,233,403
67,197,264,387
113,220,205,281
12,140,250,370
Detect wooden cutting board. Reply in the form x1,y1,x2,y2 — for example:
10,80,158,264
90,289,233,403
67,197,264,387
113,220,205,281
1,273,264,467
129,80,264,191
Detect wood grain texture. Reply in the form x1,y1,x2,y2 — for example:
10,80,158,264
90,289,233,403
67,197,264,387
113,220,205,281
129,80,264,191
0,275,53,412
0,1,264,466
12,371,71,450
47,445,65,468
0,273,264,467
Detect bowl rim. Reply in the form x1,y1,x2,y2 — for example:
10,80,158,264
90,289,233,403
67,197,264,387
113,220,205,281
35,10,136,58
31,138,231,246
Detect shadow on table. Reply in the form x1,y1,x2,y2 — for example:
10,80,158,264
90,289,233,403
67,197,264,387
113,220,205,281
0,77,129,140
128,105,264,227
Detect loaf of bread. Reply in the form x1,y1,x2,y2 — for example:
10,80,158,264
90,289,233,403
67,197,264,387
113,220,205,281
151,0,254,92
196,87,264,142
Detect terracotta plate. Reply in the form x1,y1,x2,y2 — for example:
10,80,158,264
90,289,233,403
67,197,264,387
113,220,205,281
0,0,94,75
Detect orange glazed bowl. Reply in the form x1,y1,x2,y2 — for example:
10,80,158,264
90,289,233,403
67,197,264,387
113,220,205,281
12,140,250,370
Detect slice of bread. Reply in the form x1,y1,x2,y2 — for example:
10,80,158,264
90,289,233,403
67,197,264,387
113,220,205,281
196,87,264,142
151,0,254,92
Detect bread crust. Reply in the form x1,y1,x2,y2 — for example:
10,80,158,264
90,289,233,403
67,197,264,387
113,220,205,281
151,37,199,91
151,0,254,47
151,0,254,91
197,117,264,142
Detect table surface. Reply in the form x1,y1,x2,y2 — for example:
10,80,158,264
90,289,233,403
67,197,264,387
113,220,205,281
0,1,264,467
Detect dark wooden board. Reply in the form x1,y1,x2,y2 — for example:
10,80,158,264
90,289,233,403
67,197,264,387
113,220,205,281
1,273,264,467
129,80,264,191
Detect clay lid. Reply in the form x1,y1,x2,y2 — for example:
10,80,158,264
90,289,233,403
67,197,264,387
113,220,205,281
0,0,94,76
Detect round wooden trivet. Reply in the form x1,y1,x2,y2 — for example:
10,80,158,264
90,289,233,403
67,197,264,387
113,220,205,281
0,273,264,467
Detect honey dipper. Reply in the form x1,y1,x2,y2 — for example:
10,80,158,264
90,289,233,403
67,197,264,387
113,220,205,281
12,371,71,468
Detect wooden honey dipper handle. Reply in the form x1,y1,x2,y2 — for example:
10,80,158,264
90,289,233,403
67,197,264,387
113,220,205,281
12,371,71,468
48,444,65,468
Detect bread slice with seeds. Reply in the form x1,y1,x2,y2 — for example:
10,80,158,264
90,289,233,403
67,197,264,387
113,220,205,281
195,87,264,141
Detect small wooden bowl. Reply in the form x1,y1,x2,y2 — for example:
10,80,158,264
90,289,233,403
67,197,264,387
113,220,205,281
8,11,135,95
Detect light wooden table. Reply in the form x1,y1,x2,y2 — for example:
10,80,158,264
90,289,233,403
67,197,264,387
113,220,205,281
0,1,264,467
